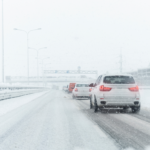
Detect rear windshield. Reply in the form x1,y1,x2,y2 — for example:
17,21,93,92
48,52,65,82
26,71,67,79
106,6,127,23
103,76,135,84
76,84,89,87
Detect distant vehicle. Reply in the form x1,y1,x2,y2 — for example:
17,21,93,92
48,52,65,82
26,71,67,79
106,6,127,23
62,86,68,92
90,74,141,113
72,83,92,99
67,83,76,93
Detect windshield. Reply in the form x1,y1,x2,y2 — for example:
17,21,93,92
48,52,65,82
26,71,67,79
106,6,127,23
76,84,89,87
103,76,135,84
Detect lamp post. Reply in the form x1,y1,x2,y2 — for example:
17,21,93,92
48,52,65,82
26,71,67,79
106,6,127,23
28,47,47,82
2,0,4,82
14,28,41,84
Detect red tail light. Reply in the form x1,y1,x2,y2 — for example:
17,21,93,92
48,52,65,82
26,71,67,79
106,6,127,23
89,88,92,92
99,85,111,91
129,86,139,92
75,88,78,92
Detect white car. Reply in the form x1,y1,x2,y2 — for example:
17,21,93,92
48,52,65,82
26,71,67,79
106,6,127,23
90,74,141,113
72,83,92,99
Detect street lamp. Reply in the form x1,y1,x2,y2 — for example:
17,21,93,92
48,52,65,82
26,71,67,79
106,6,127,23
28,47,47,81
2,0,4,82
14,28,41,84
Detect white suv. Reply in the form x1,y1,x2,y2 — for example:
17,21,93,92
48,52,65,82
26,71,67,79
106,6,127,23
90,74,141,113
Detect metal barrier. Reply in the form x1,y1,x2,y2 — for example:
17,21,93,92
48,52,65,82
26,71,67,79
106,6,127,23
0,86,49,100
0,85,48,91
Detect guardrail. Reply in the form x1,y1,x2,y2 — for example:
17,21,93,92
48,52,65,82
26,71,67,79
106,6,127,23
0,85,48,91
0,86,49,100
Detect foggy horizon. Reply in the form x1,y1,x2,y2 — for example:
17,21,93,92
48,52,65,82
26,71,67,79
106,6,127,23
1,0,150,80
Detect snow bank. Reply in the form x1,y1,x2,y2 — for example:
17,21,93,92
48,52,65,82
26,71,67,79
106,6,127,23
0,91,48,116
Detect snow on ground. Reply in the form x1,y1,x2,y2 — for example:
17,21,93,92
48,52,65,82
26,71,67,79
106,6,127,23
0,89,149,149
0,91,48,116
0,90,118,150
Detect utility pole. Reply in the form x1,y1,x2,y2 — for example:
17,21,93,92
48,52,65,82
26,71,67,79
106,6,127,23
120,48,122,73
2,0,4,82
14,28,41,85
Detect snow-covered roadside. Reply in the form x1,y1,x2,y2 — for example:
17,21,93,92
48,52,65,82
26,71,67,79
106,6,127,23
0,91,49,117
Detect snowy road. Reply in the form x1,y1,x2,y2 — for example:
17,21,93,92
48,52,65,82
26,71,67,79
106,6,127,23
0,90,150,150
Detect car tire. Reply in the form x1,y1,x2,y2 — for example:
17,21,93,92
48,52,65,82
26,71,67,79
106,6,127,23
131,106,140,113
94,98,98,113
90,97,93,109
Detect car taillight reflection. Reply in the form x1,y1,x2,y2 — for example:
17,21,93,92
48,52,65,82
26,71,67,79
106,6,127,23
99,85,111,91
129,86,139,92
75,88,78,92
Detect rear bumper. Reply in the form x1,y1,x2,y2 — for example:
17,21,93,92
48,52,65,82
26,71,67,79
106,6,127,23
97,100,141,107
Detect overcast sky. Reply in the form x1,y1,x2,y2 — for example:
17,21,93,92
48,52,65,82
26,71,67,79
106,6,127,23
0,0,150,79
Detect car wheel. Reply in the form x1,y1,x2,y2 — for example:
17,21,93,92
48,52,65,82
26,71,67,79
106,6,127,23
131,106,140,113
90,97,93,109
94,98,98,113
